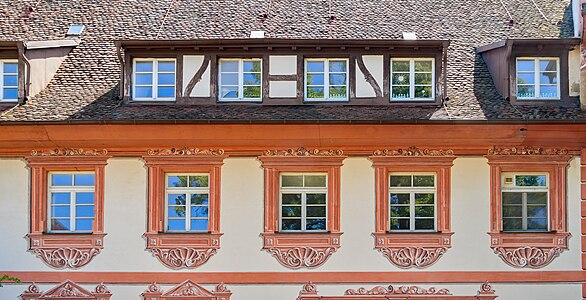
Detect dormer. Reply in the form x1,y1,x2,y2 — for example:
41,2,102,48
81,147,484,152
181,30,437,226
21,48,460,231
478,38,580,106
0,41,24,105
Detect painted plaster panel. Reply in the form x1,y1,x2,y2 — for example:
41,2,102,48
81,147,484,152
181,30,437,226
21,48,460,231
355,55,383,98
182,55,210,97
269,81,297,98
569,48,580,97
269,55,297,75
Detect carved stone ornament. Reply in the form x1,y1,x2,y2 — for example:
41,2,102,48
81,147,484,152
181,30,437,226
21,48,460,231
478,281,496,295
299,282,319,295
487,146,569,156
146,147,225,156
22,283,41,295
214,282,231,293
268,247,337,269
372,147,454,157
142,280,232,300
149,247,217,269
379,246,448,268
494,246,563,268
30,148,108,156
33,247,101,269
263,147,343,157
20,280,112,300
344,285,451,295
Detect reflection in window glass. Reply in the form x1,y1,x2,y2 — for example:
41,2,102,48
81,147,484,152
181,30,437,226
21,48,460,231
280,174,327,232
166,174,210,232
391,58,434,100
48,172,95,232
516,58,559,99
2,61,18,101
305,59,348,100
219,59,262,100
389,174,436,231
133,59,175,100
502,173,548,231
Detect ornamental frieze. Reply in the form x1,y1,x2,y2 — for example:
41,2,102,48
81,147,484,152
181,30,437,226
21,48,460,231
493,246,563,268
263,147,343,157
33,247,101,269
268,246,337,269
379,246,448,268
146,147,225,156
149,247,217,269
30,148,108,156
372,147,454,156
487,146,568,156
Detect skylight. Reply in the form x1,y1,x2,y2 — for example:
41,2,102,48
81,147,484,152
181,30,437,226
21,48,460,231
66,25,85,36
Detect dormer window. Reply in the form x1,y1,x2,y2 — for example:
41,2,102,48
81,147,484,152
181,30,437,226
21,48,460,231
390,58,434,101
132,58,176,101
304,58,348,101
516,58,559,100
219,58,262,101
1,60,18,102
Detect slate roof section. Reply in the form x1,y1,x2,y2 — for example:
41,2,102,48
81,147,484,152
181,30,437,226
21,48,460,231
0,0,581,123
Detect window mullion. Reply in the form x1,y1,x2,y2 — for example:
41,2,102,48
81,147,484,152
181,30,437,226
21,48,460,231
410,192,415,230
239,60,243,100
0,62,3,100
186,192,191,231
410,60,415,99
324,60,329,99
153,60,158,99
302,192,307,232
522,192,528,230
70,191,76,231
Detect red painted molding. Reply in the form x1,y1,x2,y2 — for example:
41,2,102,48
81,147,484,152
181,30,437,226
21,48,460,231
20,280,111,300
141,280,231,300
24,149,110,269
5,271,586,284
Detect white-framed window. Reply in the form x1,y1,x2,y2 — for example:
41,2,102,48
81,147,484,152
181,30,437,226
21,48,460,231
132,58,176,101
1,60,18,102
501,173,549,232
219,58,262,101
516,57,560,100
391,58,434,101
165,174,210,232
389,173,436,231
48,172,95,232
305,58,348,101
280,173,327,232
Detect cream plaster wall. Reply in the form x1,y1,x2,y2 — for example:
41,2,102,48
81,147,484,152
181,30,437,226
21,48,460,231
569,48,580,97
182,55,210,97
269,81,297,97
355,55,383,98
269,55,297,75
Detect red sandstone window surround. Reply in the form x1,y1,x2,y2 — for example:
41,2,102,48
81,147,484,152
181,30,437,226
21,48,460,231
486,146,572,268
25,148,110,269
369,147,455,268
143,147,226,269
258,147,346,269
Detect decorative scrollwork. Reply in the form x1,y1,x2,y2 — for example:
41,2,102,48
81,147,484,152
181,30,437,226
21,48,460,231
20,281,111,300
30,148,108,156
215,282,230,293
494,246,563,268
300,282,318,295
149,247,217,269
479,281,495,295
373,147,454,157
379,247,448,268
33,247,101,269
487,146,568,156
94,283,110,294
168,282,209,296
22,283,40,294
145,282,161,293
263,147,343,157
268,247,336,269
146,147,224,156
344,285,451,295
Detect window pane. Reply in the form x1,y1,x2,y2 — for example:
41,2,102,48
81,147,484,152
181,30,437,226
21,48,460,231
503,218,523,231
76,192,94,204
282,175,303,187
282,206,302,217
51,219,70,231
51,192,70,204
502,205,522,217
517,60,535,72
329,74,346,85
243,86,261,98
158,61,175,72
502,192,522,205
539,72,557,84
527,205,547,218
390,175,411,187
415,219,434,230
74,174,95,186
306,87,324,98
158,73,175,85
390,218,410,230
190,219,208,231
157,86,174,98
392,61,410,72
282,193,302,205
221,73,238,85
307,73,324,85
307,206,326,217
305,175,326,187
391,86,410,99
329,61,347,72
539,85,558,98
390,193,410,205
539,60,557,72
168,176,188,187
517,73,535,85
51,206,70,217
306,218,326,230
168,206,186,218
415,206,434,218
527,192,547,204
517,85,535,98
76,205,94,217
281,219,301,231
329,86,347,99
135,86,153,98
168,219,186,231
168,194,187,205
3,88,17,99
390,206,410,218
191,194,209,205
220,86,238,98
307,193,326,204
3,75,17,86
527,218,547,230
415,193,434,205
306,61,324,72
190,206,209,217
135,61,153,72
52,174,72,186
414,86,433,98
220,60,238,72
413,175,434,187
3,62,17,73
135,73,152,85
392,73,410,85
414,73,432,85
414,61,432,72
189,175,209,188
243,73,261,85
75,219,93,231
515,175,546,187
243,60,261,72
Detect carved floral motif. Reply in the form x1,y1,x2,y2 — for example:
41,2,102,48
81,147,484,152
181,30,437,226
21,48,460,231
300,282,318,295
487,146,568,156
379,247,448,268
146,147,225,156
21,281,111,300
30,148,108,156
215,282,230,293
263,147,343,157
94,283,110,294
494,246,562,268
142,280,232,299
372,147,454,157
268,247,337,269
345,285,451,295
145,282,161,293
150,247,217,269
167,281,211,296
33,247,101,269
479,281,495,295
22,283,40,294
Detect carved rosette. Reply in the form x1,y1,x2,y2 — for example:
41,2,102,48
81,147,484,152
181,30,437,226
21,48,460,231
149,247,217,269
30,148,108,156
379,247,448,268
146,147,225,156
299,282,318,295
33,247,101,269
373,147,454,157
263,147,343,157
268,247,337,269
494,246,562,268
344,285,451,295
487,146,568,156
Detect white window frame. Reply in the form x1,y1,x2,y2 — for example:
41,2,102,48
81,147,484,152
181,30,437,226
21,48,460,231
304,58,349,101
132,58,176,101
164,173,210,233
47,171,95,233
218,58,262,102
515,57,560,100
501,172,550,232
279,173,328,232
388,172,437,232
390,58,435,101
0,60,18,102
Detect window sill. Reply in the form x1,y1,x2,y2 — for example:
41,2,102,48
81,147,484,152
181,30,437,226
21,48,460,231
26,232,106,269
488,231,570,268
261,232,342,269
372,231,453,268
143,232,223,269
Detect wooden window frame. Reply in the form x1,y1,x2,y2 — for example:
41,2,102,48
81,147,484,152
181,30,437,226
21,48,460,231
142,280,232,300
388,172,437,232
143,147,226,269
21,281,111,300
25,149,110,269
304,58,349,102
132,58,177,101
259,148,346,269
0,59,18,102
486,146,572,268
390,57,435,101
515,57,560,100
218,58,263,102
164,173,211,233
279,173,329,233
47,171,96,233
370,148,455,268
